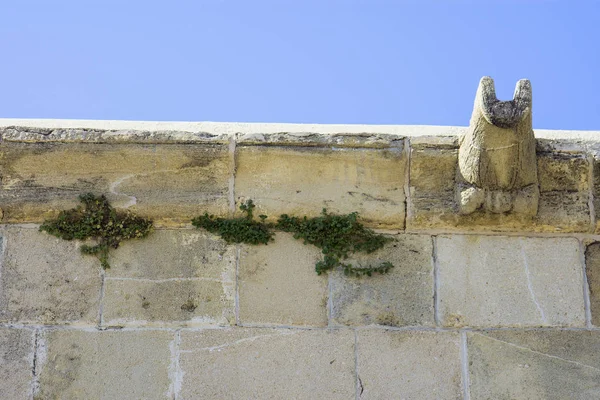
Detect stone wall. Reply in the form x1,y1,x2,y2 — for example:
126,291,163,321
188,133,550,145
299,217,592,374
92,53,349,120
1,120,600,399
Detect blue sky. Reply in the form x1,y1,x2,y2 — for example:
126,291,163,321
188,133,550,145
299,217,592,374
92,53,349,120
1,1,598,129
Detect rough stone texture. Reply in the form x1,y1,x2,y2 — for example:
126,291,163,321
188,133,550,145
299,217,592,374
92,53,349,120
457,77,538,216
0,142,231,225
235,146,406,228
179,328,355,399
106,230,237,280
237,131,405,148
0,327,33,399
585,242,600,326
35,329,173,400
408,145,591,232
102,230,236,327
468,330,600,399
330,234,434,327
592,152,600,234
437,235,585,327
238,232,328,327
357,329,462,399
102,279,235,327
0,227,101,325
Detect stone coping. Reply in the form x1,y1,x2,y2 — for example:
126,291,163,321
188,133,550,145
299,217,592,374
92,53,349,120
1,118,599,144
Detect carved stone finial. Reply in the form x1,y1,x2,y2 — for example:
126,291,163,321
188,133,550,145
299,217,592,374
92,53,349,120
456,76,539,216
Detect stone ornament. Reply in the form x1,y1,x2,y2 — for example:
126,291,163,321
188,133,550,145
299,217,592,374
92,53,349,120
456,76,539,216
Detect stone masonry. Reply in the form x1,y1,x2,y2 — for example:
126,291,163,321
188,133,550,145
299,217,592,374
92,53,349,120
0,119,600,399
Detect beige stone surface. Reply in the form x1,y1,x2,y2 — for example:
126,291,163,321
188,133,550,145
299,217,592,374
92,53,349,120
408,145,591,233
179,327,355,399
239,232,328,326
106,230,236,280
0,227,101,325
330,234,434,327
585,242,600,326
357,329,462,399
0,327,34,399
468,330,600,399
35,329,173,400
0,142,230,225
437,235,585,327
102,278,234,327
235,146,406,228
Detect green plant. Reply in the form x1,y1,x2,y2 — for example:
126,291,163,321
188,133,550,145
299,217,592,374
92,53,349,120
276,209,394,276
191,199,273,245
39,193,153,269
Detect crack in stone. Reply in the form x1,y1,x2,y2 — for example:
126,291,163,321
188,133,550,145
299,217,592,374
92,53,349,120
520,239,547,324
474,333,600,373
180,331,298,353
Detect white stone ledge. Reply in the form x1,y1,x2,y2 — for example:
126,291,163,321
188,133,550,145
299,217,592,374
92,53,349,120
1,118,600,141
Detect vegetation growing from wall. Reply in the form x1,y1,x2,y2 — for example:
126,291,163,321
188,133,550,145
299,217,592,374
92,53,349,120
192,200,273,245
192,201,394,277
277,210,394,276
40,193,153,269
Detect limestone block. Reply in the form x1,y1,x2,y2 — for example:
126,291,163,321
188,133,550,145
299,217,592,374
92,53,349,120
235,146,406,228
585,242,600,326
468,330,600,399
330,234,434,327
106,230,237,280
0,227,101,325
238,232,328,327
437,235,585,327
408,144,591,232
102,230,236,327
408,146,458,228
357,329,462,399
0,142,231,225
0,327,34,399
35,330,172,400
179,328,355,399
102,279,234,327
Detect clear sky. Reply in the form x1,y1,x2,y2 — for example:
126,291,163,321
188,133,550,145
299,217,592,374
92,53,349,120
1,1,598,129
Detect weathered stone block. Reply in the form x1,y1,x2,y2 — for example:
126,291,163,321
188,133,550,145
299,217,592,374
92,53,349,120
468,330,600,399
102,279,234,327
0,142,231,225
102,230,236,327
0,228,101,325
106,230,236,280
179,328,355,399
330,234,434,327
585,242,600,326
238,232,328,327
357,329,462,399
35,330,173,400
437,235,585,327
0,327,33,399
235,146,406,228
408,144,591,232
